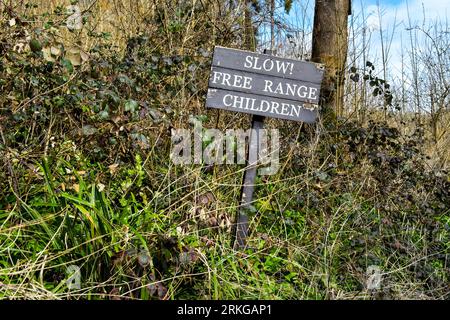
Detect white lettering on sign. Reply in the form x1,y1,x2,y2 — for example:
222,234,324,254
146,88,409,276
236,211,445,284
222,93,303,118
244,56,294,75
223,94,233,107
207,46,324,122
212,71,253,89
263,80,318,100
212,70,318,101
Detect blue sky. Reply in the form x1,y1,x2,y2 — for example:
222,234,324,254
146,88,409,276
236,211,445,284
354,0,449,25
276,0,449,80
367,0,404,4
357,0,448,75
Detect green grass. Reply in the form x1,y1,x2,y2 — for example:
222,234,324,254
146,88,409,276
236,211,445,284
1,124,449,300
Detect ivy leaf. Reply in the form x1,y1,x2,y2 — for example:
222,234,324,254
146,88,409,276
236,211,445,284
131,133,149,149
316,171,329,181
81,125,97,136
137,250,151,267
29,39,42,52
98,110,109,120
61,58,74,73
124,99,138,112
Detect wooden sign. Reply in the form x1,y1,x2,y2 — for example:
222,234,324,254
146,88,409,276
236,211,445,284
206,46,324,123
204,47,325,249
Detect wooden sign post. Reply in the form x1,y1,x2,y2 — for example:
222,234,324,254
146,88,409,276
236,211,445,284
236,112,264,249
205,46,324,248
236,49,272,250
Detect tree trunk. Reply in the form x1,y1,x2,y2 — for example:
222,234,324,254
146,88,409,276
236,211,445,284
311,0,351,123
243,0,256,51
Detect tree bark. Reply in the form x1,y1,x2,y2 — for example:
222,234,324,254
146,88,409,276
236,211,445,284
243,0,256,51
311,0,351,123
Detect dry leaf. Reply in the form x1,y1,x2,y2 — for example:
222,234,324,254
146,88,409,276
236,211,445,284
51,46,61,56
42,47,56,62
109,288,122,300
80,50,89,62
66,48,82,66
176,226,184,236
66,5,82,30
157,283,168,299
196,192,215,206
218,213,232,230
207,216,218,227
198,207,207,221
108,163,119,174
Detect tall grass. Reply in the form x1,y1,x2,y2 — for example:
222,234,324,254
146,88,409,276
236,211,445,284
0,0,448,300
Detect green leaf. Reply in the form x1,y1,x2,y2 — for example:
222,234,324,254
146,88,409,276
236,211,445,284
124,99,138,112
29,39,42,52
61,193,94,208
61,58,74,73
81,125,97,136
98,110,109,120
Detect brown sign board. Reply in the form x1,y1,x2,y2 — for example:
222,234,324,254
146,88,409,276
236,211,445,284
206,46,324,123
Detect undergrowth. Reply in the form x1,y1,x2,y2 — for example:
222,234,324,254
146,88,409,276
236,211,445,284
0,2,449,300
